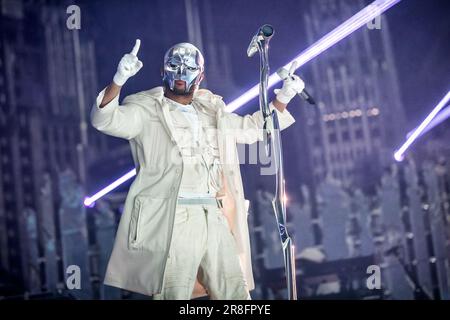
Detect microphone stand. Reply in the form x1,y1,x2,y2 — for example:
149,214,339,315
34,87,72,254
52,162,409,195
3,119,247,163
248,24,297,300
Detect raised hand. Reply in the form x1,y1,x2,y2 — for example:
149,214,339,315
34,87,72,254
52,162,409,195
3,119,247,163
274,61,306,104
113,39,144,86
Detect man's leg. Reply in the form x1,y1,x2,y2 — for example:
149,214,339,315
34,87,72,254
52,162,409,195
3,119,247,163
153,205,207,300
198,205,251,300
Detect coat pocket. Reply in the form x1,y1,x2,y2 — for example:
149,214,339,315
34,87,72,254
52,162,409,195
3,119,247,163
127,196,172,251
129,197,143,248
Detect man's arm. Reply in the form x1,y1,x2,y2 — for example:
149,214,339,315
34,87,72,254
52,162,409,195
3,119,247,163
222,69,305,144
91,39,144,140
222,100,296,145
272,98,287,113
99,82,122,108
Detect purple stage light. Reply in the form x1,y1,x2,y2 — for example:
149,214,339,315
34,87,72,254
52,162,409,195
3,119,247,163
226,0,402,112
394,91,450,162
406,105,450,139
83,168,137,207
84,0,402,206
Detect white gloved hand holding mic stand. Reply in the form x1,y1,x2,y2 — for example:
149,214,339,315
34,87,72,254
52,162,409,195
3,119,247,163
275,61,315,105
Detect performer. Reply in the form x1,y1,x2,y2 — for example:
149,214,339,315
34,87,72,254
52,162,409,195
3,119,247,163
90,40,305,300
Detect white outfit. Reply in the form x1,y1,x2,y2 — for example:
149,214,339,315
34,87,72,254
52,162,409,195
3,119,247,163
89,86,296,298
166,97,222,200
153,97,249,299
153,203,250,300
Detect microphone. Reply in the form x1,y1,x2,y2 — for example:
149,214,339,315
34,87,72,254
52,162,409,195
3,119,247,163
276,67,316,105
247,24,274,58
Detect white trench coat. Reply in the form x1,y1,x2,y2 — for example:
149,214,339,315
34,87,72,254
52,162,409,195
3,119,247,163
90,86,295,297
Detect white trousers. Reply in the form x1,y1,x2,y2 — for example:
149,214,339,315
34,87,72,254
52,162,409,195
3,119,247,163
153,203,251,300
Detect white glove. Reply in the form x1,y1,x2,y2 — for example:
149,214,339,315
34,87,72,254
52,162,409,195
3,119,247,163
274,61,305,104
113,39,144,86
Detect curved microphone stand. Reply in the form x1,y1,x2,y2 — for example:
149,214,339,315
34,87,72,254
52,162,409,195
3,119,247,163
247,24,297,300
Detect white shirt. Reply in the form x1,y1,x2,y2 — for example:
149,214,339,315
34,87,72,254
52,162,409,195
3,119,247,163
166,98,200,144
166,97,220,199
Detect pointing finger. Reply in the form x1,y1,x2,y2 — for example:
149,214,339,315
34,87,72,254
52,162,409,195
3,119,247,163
130,39,141,56
288,61,298,75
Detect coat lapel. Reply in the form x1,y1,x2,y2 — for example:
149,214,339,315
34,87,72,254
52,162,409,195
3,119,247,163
146,87,177,144
160,100,177,143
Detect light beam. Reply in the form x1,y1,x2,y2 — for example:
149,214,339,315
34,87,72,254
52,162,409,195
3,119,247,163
394,91,450,162
406,105,450,139
83,168,137,207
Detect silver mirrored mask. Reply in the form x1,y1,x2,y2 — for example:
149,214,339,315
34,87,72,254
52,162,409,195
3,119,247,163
162,43,205,93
